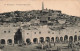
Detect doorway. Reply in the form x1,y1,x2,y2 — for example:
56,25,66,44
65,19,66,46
14,29,22,44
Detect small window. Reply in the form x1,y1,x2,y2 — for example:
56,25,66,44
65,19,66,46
8,31,10,33
48,31,50,33
39,32,41,34
34,32,36,34
4,31,6,33
27,33,29,35
13,25,15,27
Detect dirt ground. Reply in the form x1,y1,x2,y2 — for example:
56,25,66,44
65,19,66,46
1,43,80,51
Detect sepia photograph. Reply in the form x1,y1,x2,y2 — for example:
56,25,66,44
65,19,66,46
0,0,80,51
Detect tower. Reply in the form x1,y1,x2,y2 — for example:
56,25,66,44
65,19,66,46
42,2,44,10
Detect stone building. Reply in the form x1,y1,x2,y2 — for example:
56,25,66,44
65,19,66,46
0,24,80,45
0,26,19,45
22,25,80,44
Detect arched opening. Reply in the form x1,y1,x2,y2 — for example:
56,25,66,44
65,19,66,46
14,29,22,44
55,37,59,43
40,37,44,43
74,35,77,42
45,37,50,42
78,36,80,41
60,37,63,42
1,39,5,44
51,37,54,42
64,35,68,42
33,38,38,44
69,36,73,42
7,39,12,45
26,38,31,44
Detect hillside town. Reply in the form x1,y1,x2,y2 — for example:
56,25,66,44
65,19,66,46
0,2,80,51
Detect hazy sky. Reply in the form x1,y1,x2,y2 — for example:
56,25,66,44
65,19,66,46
0,0,80,16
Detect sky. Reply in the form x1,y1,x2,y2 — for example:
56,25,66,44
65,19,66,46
0,0,80,16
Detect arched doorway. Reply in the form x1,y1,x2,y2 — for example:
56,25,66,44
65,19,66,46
69,36,73,42
33,38,38,44
64,35,68,42
7,39,12,45
1,39,5,44
55,37,59,43
51,37,54,43
74,35,77,42
26,38,31,44
14,29,22,44
60,37,63,42
78,36,80,41
45,37,50,42
40,37,44,43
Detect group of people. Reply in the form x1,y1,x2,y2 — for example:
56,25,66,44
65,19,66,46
38,41,56,50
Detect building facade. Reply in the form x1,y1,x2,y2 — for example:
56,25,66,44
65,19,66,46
0,24,80,45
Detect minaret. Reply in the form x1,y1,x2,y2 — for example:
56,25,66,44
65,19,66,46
42,2,44,10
